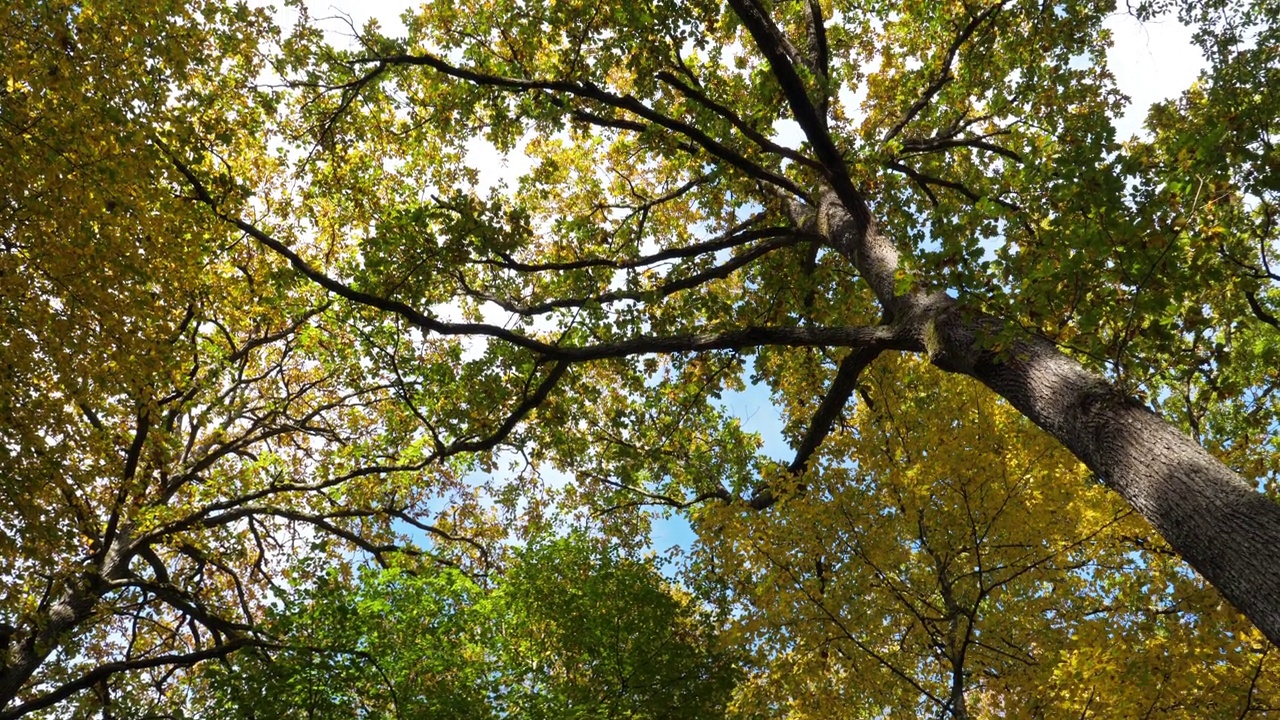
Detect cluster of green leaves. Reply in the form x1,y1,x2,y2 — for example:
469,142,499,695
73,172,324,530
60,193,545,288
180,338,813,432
194,536,740,720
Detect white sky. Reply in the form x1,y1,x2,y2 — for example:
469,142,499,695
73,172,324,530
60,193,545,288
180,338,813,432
1105,12,1205,139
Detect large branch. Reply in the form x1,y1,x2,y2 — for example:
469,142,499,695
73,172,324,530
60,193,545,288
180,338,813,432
198,207,895,358
0,534,134,713
788,174,1280,646
163,147,897,364
473,211,775,273
726,2,914,319
726,0,869,227
748,345,885,510
811,189,906,311
458,232,808,316
787,346,885,475
0,638,254,720
654,70,820,169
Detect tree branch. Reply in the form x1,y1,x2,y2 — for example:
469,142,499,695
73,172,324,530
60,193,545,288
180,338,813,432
348,54,809,198
655,70,820,168
457,232,807,316
726,0,867,225
789,345,884,475
473,211,771,272
0,639,254,720
748,345,885,510
882,2,1006,145
1246,290,1280,330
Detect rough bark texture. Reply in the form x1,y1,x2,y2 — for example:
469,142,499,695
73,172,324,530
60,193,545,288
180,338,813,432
935,316,1280,648
814,185,1280,648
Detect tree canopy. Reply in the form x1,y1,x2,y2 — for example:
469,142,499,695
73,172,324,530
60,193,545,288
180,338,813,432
2,0,1280,716
194,536,740,720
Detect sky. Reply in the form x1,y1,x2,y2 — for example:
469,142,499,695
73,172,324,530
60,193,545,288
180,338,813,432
265,0,1208,557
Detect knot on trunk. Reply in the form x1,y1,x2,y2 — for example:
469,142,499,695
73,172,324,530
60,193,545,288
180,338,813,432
923,304,986,374
812,189,899,307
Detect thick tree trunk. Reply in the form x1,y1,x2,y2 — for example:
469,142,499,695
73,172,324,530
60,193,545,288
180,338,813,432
0,588,98,707
812,188,1280,647
929,310,1280,647
730,0,1280,648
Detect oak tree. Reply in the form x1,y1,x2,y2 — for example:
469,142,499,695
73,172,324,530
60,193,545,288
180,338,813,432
4,0,1280,716
191,0,1278,644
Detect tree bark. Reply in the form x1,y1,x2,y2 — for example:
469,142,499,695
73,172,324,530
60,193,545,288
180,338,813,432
930,308,1280,647
0,531,131,712
813,187,1280,647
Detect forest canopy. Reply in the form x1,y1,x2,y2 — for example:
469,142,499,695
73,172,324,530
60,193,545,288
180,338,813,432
2,0,1280,717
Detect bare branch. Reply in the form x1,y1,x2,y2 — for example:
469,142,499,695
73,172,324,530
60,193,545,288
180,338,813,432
441,361,567,455
597,477,731,512
900,134,1023,164
386,510,493,569
789,345,884,475
747,345,886,510
886,160,1020,213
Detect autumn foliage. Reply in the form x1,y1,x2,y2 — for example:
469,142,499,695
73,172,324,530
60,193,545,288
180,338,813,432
2,0,1280,717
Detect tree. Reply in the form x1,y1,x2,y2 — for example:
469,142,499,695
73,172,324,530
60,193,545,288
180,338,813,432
4,0,1280,715
178,0,1279,639
192,536,741,719
1,2,494,715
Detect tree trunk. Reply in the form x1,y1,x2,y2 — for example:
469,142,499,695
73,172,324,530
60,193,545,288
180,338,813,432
927,304,1280,647
811,187,1280,647
0,532,130,713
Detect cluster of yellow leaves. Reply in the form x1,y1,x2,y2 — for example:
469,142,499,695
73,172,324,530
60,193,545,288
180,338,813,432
694,356,1277,718
0,3,502,713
